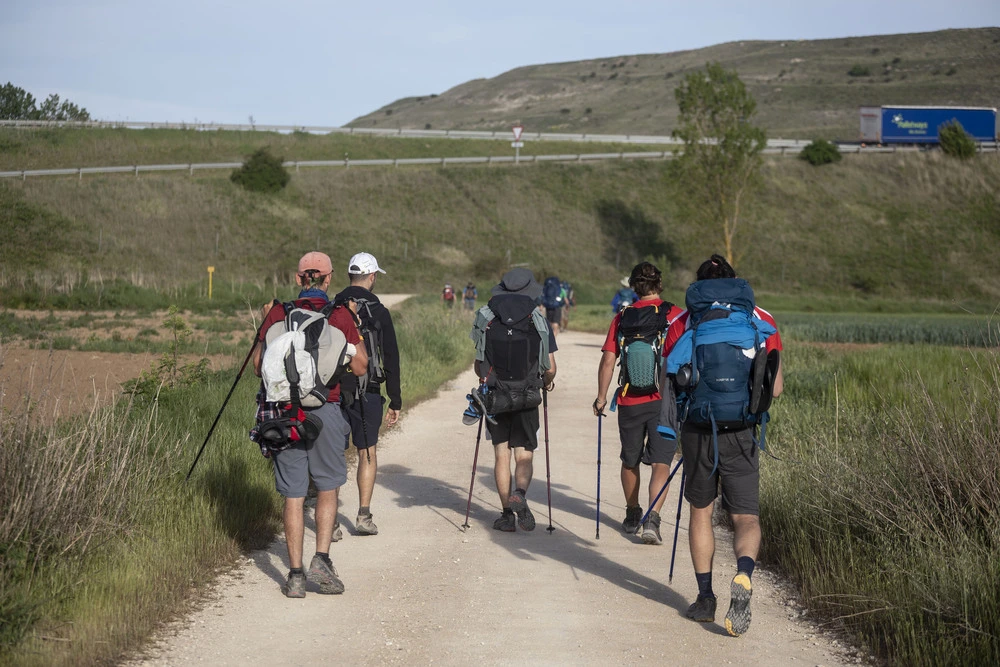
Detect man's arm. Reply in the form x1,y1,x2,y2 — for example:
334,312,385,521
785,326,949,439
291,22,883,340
594,350,616,415
772,357,783,398
543,353,557,390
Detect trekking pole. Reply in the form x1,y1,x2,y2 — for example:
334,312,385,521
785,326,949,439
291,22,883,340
636,457,684,529
186,325,264,482
668,469,686,584
596,412,603,540
542,387,554,533
461,414,485,530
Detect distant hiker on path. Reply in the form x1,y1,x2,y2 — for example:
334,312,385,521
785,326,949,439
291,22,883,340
662,254,783,637
463,282,478,311
541,275,564,336
467,268,557,532
442,283,456,308
333,252,402,539
611,277,638,313
594,262,682,543
251,251,368,598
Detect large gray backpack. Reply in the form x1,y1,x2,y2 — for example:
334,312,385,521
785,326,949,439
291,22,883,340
261,301,350,408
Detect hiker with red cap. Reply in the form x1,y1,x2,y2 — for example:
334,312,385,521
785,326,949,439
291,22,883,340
251,251,368,598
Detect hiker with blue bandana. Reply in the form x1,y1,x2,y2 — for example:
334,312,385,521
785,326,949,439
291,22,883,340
660,254,783,637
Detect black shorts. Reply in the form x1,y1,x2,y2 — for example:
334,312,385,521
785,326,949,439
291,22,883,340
617,400,678,468
342,391,385,450
487,408,539,451
545,306,562,324
681,426,759,515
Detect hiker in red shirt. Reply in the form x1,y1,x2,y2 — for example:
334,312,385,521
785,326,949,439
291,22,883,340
593,262,684,544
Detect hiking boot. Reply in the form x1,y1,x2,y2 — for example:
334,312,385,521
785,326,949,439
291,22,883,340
641,510,662,545
493,510,516,532
686,594,717,622
725,572,753,637
356,512,379,536
282,570,306,599
332,521,343,542
622,505,643,534
508,492,535,531
308,553,345,595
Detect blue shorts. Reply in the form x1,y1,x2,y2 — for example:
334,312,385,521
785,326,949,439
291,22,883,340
272,401,350,498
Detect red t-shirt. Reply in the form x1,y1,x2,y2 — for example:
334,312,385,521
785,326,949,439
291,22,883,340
259,297,362,404
601,297,684,406
662,306,783,357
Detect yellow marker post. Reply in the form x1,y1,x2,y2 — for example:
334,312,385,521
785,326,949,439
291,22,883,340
207,266,215,300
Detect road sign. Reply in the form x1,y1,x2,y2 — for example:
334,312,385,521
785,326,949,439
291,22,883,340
511,141,524,148
512,125,524,141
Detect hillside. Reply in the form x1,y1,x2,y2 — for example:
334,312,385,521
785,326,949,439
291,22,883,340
348,28,1000,140
2,148,999,310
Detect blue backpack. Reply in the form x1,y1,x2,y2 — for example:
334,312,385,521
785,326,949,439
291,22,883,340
542,276,563,309
665,278,776,473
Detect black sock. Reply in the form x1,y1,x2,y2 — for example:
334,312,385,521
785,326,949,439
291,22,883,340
737,556,756,578
503,508,514,516
290,567,304,575
695,571,714,598
515,488,526,497
359,506,371,516
315,551,332,565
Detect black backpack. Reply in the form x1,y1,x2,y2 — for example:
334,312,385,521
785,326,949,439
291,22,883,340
616,302,672,398
347,297,387,393
481,295,544,414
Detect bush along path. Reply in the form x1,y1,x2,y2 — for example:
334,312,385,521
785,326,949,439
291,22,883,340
132,330,853,666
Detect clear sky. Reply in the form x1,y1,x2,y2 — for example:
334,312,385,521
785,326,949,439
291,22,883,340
3,1,998,127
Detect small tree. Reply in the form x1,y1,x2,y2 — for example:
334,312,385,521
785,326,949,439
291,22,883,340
800,139,842,166
672,62,766,265
939,121,976,160
0,83,36,120
230,148,291,193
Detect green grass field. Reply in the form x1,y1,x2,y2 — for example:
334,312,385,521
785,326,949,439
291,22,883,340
2,133,999,312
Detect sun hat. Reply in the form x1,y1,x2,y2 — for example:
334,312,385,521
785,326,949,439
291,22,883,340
297,251,333,276
491,267,543,300
347,252,386,275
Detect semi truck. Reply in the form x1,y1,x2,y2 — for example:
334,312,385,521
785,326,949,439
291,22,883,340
859,106,998,144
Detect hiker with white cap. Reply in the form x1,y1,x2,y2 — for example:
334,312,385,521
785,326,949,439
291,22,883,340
465,268,557,532
332,251,401,538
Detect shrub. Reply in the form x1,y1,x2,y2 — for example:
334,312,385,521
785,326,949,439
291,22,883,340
847,64,871,77
799,139,842,166
230,148,290,193
939,121,976,159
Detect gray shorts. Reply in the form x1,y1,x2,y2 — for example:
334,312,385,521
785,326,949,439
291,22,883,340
617,400,678,468
681,426,759,515
272,401,351,498
343,391,385,450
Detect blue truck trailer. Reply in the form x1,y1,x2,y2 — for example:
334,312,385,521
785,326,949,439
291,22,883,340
859,106,998,144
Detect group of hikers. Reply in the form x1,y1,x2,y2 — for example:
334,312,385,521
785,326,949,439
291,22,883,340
248,250,782,639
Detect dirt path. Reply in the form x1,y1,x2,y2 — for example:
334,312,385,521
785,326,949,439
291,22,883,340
134,330,851,666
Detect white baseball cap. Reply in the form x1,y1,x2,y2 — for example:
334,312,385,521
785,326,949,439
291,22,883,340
347,252,386,275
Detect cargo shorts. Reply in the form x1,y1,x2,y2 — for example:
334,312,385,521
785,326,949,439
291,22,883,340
681,426,759,515
272,401,351,498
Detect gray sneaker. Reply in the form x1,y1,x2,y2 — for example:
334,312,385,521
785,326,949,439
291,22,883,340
308,554,345,595
622,505,643,534
332,522,343,542
725,573,753,636
356,512,379,536
508,492,535,531
282,570,306,598
686,594,717,622
641,510,662,545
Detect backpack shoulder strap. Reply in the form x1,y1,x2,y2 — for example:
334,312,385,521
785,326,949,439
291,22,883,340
470,305,496,362
530,309,551,372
